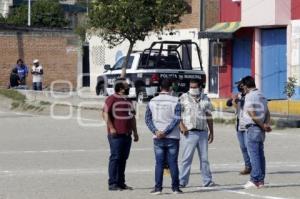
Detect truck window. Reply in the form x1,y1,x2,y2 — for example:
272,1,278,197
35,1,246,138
139,54,181,69
112,56,134,70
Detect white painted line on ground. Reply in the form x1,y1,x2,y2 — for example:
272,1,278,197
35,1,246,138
225,190,293,199
0,110,103,123
0,168,153,177
0,148,153,155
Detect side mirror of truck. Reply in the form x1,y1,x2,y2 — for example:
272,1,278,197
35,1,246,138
104,64,111,71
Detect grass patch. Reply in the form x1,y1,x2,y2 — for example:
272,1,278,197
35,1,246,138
39,101,51,106
0,88,26,102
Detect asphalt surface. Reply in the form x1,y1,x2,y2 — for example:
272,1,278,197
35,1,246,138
0,107,300,199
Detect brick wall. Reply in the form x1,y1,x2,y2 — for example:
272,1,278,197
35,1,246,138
205,0,219,29
174,0,219,30
174,0,200,29
0,27,80,90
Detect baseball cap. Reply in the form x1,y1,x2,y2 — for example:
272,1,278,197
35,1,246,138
33,59,39,64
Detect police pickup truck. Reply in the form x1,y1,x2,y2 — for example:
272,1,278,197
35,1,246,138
96,41,206,102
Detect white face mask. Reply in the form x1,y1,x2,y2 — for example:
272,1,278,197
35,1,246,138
189,88,200,96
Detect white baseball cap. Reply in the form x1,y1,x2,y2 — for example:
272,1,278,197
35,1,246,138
33,59,39,64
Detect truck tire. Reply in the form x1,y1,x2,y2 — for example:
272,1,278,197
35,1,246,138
136,87,146,103
96,83,105,96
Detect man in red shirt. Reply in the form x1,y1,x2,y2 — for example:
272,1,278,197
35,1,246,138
102,78,139,191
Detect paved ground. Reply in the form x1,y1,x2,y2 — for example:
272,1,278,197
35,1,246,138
0,107,300,199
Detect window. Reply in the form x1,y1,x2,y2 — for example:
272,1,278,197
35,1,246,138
211,41,225,66
112,56,134,70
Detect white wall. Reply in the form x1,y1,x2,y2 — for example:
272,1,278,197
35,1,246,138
242,0,290,27
290,20,300,86
88,29,209,92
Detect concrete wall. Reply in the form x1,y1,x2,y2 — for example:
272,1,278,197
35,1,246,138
242,0,291,27
88,29,209,93
0,27,80,90
290,20,300,99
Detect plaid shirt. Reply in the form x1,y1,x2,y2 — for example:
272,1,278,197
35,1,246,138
180,92,214,131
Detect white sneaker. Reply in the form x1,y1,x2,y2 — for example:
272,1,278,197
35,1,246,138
243,181,258,189
204,181,216,187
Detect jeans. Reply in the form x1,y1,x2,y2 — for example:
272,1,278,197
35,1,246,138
154,138,180,191
246,126,266,183
237,131,251,168
179,131,212,186
108,134,132,187
33,82,42,91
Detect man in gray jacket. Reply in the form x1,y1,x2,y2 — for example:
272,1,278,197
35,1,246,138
145,79,182,195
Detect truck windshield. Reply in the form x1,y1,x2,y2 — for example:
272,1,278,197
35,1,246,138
112,56,134,70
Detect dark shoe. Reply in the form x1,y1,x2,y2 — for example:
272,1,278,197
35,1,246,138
150,188,162,195
109,184,122,191
179,184,186,188
173,188,183,194
119,184,133,190
239,167,251,175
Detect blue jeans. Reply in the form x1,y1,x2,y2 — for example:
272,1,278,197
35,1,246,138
154,138,180,191
179,131,212,186
33,82,42,91
108,134,132,187
237,131,251,168
246,126,266,183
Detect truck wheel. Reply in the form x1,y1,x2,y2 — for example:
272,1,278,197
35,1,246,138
136,87,146,103
96,83,105,96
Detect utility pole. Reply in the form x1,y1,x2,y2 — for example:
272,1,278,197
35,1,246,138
86,0,89,15
28,0,31,26
200,0,206,31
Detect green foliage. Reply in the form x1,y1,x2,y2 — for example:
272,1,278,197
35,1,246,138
6,0,68,27
284,77,297,99
0,14,6,23
0,88,26,102
88,0,188,76
6,5,28,25
88,0,188,47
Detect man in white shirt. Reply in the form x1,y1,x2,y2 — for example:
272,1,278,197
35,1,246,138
31,59,43,91
179,79,215,188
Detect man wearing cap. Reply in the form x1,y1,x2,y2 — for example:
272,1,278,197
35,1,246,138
226,80,252,175
241,76,272,189
31,59,43,91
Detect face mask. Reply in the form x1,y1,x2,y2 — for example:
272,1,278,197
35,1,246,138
124,88,130,95
189,88,200,96
238,86,244,93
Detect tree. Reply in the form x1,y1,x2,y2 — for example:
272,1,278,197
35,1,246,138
6,0,68,28
88,0,188,77
284,77,297,118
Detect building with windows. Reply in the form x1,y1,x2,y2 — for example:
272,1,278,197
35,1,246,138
200,0,300,100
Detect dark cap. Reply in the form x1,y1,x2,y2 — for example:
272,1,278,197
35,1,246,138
234,78,243,85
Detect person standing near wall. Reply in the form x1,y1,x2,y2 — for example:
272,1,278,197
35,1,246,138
15,59,28,88
31,59,43,91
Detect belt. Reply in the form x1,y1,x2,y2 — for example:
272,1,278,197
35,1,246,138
245,124,259,129
190,128,205,132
